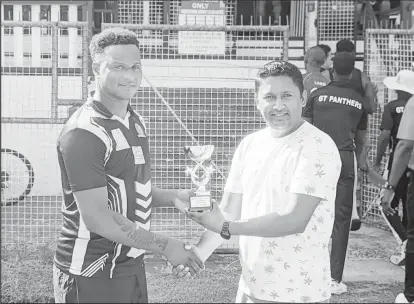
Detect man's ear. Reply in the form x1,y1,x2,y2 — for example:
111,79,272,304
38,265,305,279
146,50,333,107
301,91,307,107
92,62,100,78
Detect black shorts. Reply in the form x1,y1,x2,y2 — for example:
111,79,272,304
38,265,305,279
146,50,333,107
53,263,148,303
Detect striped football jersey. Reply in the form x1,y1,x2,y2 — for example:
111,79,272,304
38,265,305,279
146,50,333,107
54,98,152,279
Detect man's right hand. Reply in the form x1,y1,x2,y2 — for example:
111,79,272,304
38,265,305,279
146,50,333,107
164,240,204,277
170,246,205,279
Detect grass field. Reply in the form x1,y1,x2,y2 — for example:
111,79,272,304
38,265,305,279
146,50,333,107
1,225,405,303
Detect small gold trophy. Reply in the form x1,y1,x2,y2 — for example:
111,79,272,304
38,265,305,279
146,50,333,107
183,145,215,212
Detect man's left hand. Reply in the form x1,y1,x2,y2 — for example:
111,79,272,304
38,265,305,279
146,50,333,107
380,188,396,216
185,200,225,234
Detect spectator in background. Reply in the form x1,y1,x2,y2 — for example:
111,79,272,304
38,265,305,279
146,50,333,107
302,46,330,103
326,39,377,114
374,70,414,268
303,52,370,295
332,39,378,232
380,91,414,304
318,44,333,80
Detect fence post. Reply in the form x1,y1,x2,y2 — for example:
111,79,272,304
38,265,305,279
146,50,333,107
51,23,59,119
82,24,90,102
283,27,289,61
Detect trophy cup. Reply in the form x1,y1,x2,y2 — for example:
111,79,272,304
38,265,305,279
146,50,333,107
183,145,215,212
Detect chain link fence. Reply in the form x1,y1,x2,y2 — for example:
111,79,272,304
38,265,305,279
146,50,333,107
1,21,89,246
361,28,414,226
317,0,355,49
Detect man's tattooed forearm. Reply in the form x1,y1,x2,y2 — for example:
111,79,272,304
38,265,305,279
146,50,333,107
155,237,168,251
112,213,168,252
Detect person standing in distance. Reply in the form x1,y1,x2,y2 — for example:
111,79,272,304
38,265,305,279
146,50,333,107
173,61,342,303
329,39,376,113
374,70,414,267
380,93,414,304
53,28,203,303
302,46,330,104
332,39,377,231
317,44,333,80
303,52,370,295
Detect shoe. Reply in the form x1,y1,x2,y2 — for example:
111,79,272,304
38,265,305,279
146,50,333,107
395,293,413,303
390,254,405,266
351,218,362,231
391,240,407,266
331,280,347,295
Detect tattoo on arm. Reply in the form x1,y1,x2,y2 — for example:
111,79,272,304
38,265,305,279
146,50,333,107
112,213,168,252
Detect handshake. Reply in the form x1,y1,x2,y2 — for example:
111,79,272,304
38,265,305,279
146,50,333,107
162,188,228,279
164,241,205,279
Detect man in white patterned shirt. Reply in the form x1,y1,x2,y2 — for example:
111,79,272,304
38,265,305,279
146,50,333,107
173,61,342,303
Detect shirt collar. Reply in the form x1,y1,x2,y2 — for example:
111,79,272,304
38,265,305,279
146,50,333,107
88,97,134,120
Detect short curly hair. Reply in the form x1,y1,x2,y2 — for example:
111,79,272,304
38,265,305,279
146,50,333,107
255,60,304,95
89,27,140,62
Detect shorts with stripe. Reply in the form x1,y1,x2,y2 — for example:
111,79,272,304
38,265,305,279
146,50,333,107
53,259,148,303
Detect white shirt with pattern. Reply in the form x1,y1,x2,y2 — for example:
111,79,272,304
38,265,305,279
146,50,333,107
225,122,341,303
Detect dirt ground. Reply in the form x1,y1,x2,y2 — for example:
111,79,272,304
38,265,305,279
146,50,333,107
1,224,406,303
142,224,406,303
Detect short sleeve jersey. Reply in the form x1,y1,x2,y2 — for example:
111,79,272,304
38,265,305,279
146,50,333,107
303,80,368,151
225,122,342,303
302,72,329,102
397,96,414,170
54,98,152,279
380,98,409,151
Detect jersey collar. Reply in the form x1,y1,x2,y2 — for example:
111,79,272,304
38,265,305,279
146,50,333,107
88,97,134,120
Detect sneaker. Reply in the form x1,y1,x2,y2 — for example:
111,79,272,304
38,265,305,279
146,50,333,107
395,293,413,303
391,240,407,266
390,254,405,266
331,280,347,295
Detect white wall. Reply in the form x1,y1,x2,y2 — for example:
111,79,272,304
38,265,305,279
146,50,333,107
1,123,63,196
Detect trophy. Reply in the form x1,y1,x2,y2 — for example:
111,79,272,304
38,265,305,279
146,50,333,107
183,145,215,212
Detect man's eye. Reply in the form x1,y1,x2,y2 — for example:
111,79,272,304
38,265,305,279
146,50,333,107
283,94,292,98
112,66,124,70
264,96,274,100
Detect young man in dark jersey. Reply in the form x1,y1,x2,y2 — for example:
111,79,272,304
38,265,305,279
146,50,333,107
303,52,370,295
328,39,376,113
53,28,203,303
302,46,329,103
332,39,377,231
375,70,414,268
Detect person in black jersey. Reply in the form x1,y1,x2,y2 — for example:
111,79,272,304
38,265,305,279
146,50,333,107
303,52,370,295
327,39,376,113
375,70,414,268
331,39,378,231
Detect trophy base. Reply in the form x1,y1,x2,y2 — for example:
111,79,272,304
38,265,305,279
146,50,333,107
189,195,212,212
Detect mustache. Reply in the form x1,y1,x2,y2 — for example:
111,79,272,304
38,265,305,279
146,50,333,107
268,109,289,114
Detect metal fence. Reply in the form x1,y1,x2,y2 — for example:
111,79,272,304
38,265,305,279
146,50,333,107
317,0,355,47
361,28,414,225
101,22,289,250
1,21,89,245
